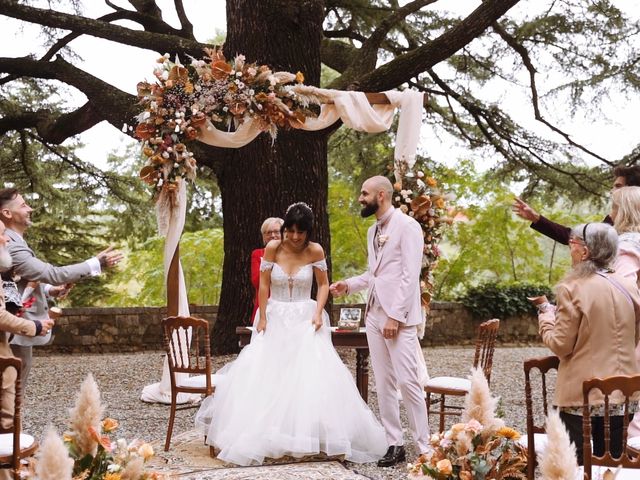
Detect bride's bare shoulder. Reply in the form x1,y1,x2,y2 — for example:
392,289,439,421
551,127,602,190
306,242,325,261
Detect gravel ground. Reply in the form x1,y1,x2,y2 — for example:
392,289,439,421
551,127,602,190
25,345,552,479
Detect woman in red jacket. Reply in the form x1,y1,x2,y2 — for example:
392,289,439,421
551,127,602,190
249,217,283,325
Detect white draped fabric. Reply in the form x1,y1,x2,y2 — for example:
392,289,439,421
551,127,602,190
143,88,425,403
199,88,424,170
141,182,201,404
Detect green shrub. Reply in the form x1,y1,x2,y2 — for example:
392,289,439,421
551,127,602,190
458,283,554,320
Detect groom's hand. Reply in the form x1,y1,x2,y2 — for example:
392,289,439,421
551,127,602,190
329,281,348,297
383,318,400,339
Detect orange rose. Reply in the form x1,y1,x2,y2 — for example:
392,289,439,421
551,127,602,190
102,418,119,433
436,459,452,475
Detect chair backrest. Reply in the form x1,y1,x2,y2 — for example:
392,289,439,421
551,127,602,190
162,316,212,393
582,375,640,476
523,355,559,480
0,356,23,472
472,318,500,384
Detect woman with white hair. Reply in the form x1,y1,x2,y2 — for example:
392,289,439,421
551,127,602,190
538,222,640,464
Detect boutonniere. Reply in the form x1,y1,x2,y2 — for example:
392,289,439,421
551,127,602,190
377,235,389,248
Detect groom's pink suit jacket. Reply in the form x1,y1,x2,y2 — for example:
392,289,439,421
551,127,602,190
346,208,423,325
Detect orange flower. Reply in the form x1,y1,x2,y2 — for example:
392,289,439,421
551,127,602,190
134,123,156,140
211,60,232,80
168,65,189,84
496,426,521,440
295,71,305,83
102,418,119,432
436,459,452,475
426,177,438,187
88,426,112,451
142,147,154,157
435,197,445,209
393,182,402,191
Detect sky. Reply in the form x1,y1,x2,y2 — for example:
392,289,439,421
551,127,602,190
1,0,639,177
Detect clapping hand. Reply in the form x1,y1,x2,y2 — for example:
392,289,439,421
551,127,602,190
97,246,124,269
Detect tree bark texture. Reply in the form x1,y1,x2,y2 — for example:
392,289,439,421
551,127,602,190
210,0,327,354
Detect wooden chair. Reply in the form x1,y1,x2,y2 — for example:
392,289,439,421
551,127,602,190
0,357,37,479
162,315,215,451
581,375,640,479
522,355,559,480
424,318,500,432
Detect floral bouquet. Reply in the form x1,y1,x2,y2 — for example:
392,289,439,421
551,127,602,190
26,374,162,480
391,160,454,313
134,47,328,198
408,368,527,480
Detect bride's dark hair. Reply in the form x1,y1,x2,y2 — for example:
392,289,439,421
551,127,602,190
282,202,313,243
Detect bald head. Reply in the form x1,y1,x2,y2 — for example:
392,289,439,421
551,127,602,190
363,176,393,200
359,176,394,218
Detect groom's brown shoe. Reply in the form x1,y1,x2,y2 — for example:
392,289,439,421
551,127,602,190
377,445,406,467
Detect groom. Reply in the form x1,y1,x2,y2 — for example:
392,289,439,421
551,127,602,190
330,175,430,466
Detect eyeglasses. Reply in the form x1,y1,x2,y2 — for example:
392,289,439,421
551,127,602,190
263,230,281,237
568,237,585,246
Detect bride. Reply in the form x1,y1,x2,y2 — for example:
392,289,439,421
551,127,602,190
195,202,387,466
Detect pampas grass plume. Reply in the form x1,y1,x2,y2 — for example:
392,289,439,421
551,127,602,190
539,409,579,480
121,456,145,480
35,427,73,480
461,367,504,432
68,373,104,457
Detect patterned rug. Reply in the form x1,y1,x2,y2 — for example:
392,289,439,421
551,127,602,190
148,429,371,479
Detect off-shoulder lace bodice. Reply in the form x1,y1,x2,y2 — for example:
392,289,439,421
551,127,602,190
260,259,327,302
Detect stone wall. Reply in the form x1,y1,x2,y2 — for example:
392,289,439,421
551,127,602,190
40,302,541,353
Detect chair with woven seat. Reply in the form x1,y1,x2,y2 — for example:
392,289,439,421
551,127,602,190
521,355,559,480
0,356,37,479
581,374,640,479
425,318,500,432
162,315,216,451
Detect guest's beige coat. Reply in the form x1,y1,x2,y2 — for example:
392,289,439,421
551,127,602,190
539,272,640,407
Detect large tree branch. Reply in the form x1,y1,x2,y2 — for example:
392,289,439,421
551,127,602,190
0,0,212,57
0,104,102,144
0,56,138,140
330,0,521,91
352,0,436,73
491,21,613,166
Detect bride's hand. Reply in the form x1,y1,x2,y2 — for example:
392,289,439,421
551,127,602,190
256,317,267,333
312,314,323,331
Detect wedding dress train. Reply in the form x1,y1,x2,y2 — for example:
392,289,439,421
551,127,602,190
195,259,387,466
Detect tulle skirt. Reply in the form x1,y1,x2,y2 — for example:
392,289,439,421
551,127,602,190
195,298,387,466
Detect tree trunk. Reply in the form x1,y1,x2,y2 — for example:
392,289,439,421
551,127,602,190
210,0,327,354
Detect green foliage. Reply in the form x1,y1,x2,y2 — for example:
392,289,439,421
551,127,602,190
102,229,224,307
459,282,554,320
328,176,372,303
431,159,601,299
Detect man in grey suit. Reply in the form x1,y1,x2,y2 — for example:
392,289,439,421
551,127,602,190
0,188,123,387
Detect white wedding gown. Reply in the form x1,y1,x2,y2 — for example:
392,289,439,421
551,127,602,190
195,258,387,466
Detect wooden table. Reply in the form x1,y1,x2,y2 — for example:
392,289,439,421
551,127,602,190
235,326,371,402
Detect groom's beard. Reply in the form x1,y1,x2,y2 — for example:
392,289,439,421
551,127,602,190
0,247,12,272
360,199,379,218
